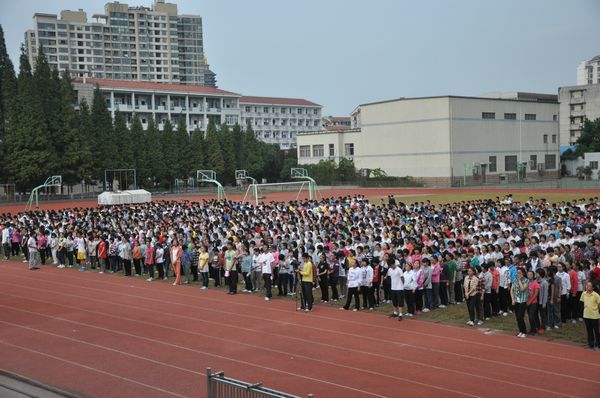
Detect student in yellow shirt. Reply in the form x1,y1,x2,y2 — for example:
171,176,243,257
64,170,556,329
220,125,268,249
198,245,210,290
580,281,600,350
297,252,314,312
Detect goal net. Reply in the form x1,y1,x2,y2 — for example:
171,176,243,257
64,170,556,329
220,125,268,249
243,181,317,204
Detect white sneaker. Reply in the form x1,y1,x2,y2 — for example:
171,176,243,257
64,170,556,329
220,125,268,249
502,312,508,317
571,320,577,324
467,321,474,326
99,271,104,274
477,320,483,325
485,317,490,321
265,297,270,301
57,264,65,269
352,308,358,312
438,305,446,309
578,318,583,322
147,278,153,281
201,286,207,290
422,308,430,313
554,325,560,329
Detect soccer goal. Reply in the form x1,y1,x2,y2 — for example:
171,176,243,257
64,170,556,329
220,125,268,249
0,183,16,202
197,169,225,200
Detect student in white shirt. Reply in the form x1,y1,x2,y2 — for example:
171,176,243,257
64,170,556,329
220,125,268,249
341,258,361,311
260,245,274,300
557,263,571,324
403,262,417,316
387,259,405,320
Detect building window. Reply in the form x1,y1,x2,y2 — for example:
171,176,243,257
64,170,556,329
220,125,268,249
530,155,537,170
344,143,355,156
329,144,334,157
543,134,548,143
504,113,516,120
263,107,268,113
553,114,558,121
482,112,495,119
524,114,536,121
552,134,557,143
544,154,556,170
590,161,599,170
488,156,497,172
245,106,251,112
505,155,517,172
312,145,324,157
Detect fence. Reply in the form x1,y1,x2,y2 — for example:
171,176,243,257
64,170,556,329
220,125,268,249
206,368,313,398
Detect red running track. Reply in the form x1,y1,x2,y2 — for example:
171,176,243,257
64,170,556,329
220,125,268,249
0,260,598,398
2,187,599,214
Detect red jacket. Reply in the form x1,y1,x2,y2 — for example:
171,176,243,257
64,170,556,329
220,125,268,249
568,270,578,296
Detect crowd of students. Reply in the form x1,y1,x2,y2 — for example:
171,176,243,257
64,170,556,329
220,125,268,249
1,194,600,349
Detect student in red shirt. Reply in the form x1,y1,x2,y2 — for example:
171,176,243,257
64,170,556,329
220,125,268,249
97,236,108,274
490,263,500,316
568,263,579,323
527,270,540,336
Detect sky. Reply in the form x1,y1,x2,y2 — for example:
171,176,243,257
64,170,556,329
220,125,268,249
0,0,599,116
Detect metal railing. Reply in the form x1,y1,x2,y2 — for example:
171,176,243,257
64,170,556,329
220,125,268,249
206,368,313,398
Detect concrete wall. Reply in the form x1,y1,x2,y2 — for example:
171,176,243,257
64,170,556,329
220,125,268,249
297,95,560,186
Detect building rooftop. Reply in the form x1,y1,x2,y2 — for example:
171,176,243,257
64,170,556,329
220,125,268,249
239,96,320,107
361,93,558,107
76,78,240,97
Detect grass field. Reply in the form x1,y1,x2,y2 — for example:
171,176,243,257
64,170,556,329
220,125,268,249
376,190,600,206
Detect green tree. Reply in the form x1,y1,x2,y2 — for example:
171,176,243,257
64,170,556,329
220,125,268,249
113,111,131,168
218,123,235,183
280,152,298,181
90,85,115,180
60,73,93,188
129,113,146,179
175,114,192,177
337,158,356,181
574,118,600,154
205,120,224,178
0,25,17,182
4,47,52,190
146,118,166,187
189,127,205,173
161,119,177,183
243,124,265,178
231,123,245,170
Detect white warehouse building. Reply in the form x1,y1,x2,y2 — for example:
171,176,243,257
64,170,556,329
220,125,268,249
297,94,560,186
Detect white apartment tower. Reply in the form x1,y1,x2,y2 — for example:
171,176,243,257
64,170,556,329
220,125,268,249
576,56,600,86
24,0,209,85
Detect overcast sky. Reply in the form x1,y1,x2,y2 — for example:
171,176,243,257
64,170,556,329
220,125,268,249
1,0,599,115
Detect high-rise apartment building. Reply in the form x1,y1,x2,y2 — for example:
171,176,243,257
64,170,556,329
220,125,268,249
576,56,600,86
558,84,600,146
25,0,209,85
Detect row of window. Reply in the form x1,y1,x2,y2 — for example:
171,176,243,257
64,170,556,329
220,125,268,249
481,112,556,121
243,106,319,115
488,154,556,172
258,131,296,140
299,143,354,158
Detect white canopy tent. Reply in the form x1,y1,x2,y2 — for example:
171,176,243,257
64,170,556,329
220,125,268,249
98,189,151,205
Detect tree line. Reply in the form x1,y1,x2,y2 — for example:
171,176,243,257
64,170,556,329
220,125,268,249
0,26,294,191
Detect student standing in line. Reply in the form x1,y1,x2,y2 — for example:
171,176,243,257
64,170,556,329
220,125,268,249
261,246,274,301
97,236,108,274
27,231,39,270
198,245,210,289
463,267,479,326
170,239,183,286
557,263,571,324
182,243,192,284
120,235,133,276
317,254,330,303
341,256,361,311
536,268,548,333
132,240,142,276
526,270,540,336
224,242,238,294
511,268,529,338
387,258,405,321
277,253,290,297
144,242,155,281
298,252,314,311
240,247,253,292
580,281,600,350
154,242,165,280
414,260,424,314
328,253,340,302
251,247,262,292
403,262,417,317
422,258,433,312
